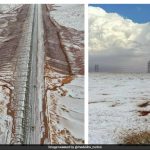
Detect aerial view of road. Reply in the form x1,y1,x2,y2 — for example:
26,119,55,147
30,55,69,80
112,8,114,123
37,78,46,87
0,4,84,144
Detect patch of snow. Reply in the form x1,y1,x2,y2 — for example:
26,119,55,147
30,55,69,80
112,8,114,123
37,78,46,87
89,73,150,144
45,66,84,143
0,4,22,13
64,75,84,99
50,4,84,31
0,82,13,144
59,75,84,139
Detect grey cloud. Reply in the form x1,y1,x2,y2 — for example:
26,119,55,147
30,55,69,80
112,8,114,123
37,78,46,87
89,6,150,73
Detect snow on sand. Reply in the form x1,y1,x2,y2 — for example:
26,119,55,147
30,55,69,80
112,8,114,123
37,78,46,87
0,80,13,144
42,4,84,144
89,73,150,144
44,66,84,144
50,4,84,31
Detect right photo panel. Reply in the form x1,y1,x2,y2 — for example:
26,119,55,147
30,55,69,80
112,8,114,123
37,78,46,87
89,4,150,144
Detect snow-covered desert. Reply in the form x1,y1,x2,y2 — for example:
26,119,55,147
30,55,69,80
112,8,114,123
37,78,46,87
89,73,150,144
0,4,84,144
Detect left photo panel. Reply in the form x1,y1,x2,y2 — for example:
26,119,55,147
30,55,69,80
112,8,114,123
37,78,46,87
0,4,84,144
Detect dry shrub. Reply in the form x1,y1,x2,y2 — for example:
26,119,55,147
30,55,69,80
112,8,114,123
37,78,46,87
122,131,150,144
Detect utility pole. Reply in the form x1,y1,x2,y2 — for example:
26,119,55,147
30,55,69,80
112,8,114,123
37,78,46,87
95,64,99,72
148,61,150,73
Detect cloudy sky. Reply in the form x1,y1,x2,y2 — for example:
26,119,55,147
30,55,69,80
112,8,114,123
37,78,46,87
89,4,150,73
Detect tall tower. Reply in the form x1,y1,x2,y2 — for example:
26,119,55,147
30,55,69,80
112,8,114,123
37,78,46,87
95,64,99,72
148,61,150,73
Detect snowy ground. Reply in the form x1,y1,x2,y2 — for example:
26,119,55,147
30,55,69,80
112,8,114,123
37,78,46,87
50,4,84,31
0,4,24,144
42,4,84,144
43,65,84,144
0,80,13,144
0,4,84,144
61,75,84,140
0,5,22,13
89,73,150,144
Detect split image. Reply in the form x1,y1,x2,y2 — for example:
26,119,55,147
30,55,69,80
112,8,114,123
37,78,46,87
0,2,150,146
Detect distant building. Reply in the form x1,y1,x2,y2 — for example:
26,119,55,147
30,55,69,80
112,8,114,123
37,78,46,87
95,64,99,72
148,61,150,73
